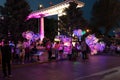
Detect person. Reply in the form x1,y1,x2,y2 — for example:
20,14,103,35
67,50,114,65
46,40,52,61
15,40,23,64
71,44,78,61
9,41,15,64
0,49,2,64
58,41,64,60
30,44,38,62
75,42,81,57
53,42,59,60
1,39,12,78
23,40,30,62
20,46,25,64
81,40,89,61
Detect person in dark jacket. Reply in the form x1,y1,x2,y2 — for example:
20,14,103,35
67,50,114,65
1,39,12,78
81,40,89,61
46,40,52,61
30,45,38,62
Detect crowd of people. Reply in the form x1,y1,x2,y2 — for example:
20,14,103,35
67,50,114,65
104,42,120,55
0,38,91,63
1,35,120,79
0,37,91,79
45,39,90,62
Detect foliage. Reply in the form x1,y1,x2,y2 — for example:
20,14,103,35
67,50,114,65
59,2,87,36
0,0,35,41
90,0,120,36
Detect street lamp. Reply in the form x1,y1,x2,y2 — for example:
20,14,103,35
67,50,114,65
39,4,43,9
86,29,90,33
39,4,43,8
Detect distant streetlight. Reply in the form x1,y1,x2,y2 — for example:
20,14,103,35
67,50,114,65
86,29,90,32
0,16,4,20
40,4,42,7
39,4,43,9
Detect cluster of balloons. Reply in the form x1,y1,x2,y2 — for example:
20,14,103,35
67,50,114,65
73,29,105,55
85,34,105,55
22,31,40,42
73,29,86,37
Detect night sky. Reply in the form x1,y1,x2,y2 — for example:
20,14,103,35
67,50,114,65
0,0,96,20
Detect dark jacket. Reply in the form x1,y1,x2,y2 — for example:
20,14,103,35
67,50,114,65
1,44,11,61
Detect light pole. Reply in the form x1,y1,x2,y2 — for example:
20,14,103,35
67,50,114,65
38,4,44,41
38,4,43,33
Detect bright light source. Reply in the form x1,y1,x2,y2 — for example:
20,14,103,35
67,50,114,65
27,0,84,19
39,4,43,8
86,29,89,32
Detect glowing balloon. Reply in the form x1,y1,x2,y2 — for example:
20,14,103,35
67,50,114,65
73,29,83,36
22,31,40,44
85,34,105,55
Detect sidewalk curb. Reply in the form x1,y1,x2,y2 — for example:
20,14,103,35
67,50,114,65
0,60,58,71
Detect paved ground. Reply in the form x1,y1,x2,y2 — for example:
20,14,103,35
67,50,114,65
0,55,120,80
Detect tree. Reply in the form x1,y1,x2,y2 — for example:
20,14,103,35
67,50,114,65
0,5,7,37
90,0,120,36
59,2,87,36
0,0,35,41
